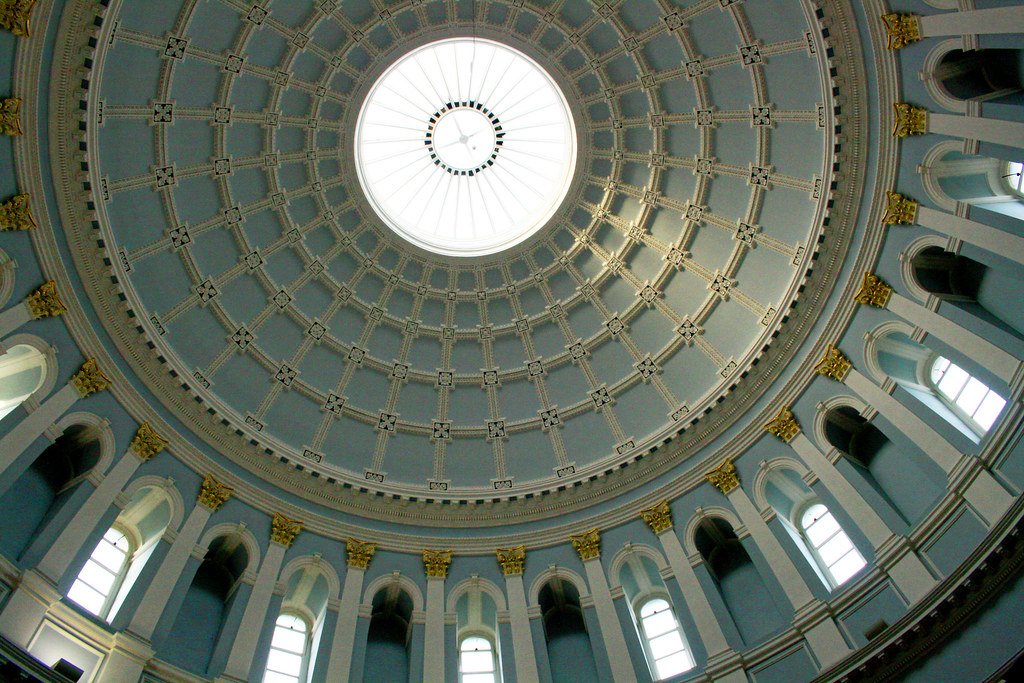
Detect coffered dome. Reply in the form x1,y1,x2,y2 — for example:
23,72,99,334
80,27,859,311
85,0,841,509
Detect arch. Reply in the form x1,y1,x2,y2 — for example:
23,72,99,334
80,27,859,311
813,395,870,457
0,247,15,309
364,574,418,683
528,566,589,608
932,47,1024,106
682,506,744,558
917,142,1024,222
278,555,342,605
361,572,424,613
51,412,115,479
863,320,921,386
122,476,185,534
0,333,57,419
446,575,507,613
608,543,670,590
199,523,261,576
923,40,974,113
536,572,599,682
752,457,813,513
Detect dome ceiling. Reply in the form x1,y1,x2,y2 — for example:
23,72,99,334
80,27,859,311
83,0,836,503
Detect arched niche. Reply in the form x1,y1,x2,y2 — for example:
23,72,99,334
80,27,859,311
933,47,1024,106
918,140,1024,220
537,576,599,682
908,244,1024,338
453,580,504,683
0,419,107,560
821,404,945,527
162,526,255,675
692,515,784,647
364,578,416,683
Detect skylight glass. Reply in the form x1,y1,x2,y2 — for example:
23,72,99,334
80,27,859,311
355,38,577,257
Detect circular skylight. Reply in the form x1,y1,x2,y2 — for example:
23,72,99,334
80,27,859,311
355,38,577,257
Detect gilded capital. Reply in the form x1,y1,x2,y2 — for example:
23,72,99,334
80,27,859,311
271,513,303,547
346,538,377,569
0,0,38,36
0,97,22,136
705,460,739,495
814,344,852,382
893,103,927,138
882,191,918,226
496,545,526,576
423,549,453,578
26,281,67,319
570,528,601,561
881,13,921,50
854,272,892,308
640,500,673,534
130,422,168,460
0,194,35,231
72,358,112,398
198,474,233,511
764,406,801,443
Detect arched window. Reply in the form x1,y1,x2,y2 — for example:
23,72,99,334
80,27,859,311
67,527,133,618
0,343,47,422
636,598,695,680
263,613,311,683
459,635,498,683
929,356,1006,435
798,503,866,588
1006,161,1023,197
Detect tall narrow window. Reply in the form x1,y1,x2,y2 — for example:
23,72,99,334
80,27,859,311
67,527,132,617
459,636,498,683
930,356,1006,434
799,503,866,587
1006,161,1023,197
264,613,310,683
637,598,695,680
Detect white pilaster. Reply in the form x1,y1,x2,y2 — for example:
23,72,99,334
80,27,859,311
504,573,540,683
424,577,446,682
726,485,851,668
222,541,287,680
917,206,1024,268
887,292,1023,388
919,7,1024,37
96,631,154,683
928,113,1024,150
581,557,635,683
0,383,79,475
37,449,145,582
128,503,212,639
324,565,365,683
655,528,731,657
0,570,61,647
844,368,1013,525
0,301,32,340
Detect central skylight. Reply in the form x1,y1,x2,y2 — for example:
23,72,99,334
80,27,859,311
355,37,577,257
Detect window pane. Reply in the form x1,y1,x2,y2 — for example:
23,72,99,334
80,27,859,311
639,598,669,618
956,378,988,415
263,671,298,683
266,650,303,677
462,675,496,683
974,393,1006,431
77,561,117,594
68,581,106,615
641,609,677,639
804,513,840,547
818,533,854,566
930,356,950,383
799,504,828,530
649,631,684,659
936,363,969,399
460,636,492,652
656,650,695,678
271,627,306,654
829,551,866,585
460,650,494,673
91,540,128,572
276,614,306,632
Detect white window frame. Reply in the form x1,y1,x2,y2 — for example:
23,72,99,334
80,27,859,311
632,595,695,681
67,525,134,619
928,355,1006,437
1002,161,1023,198
263,611,312,683
794,502,866,589
458,632,500,683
